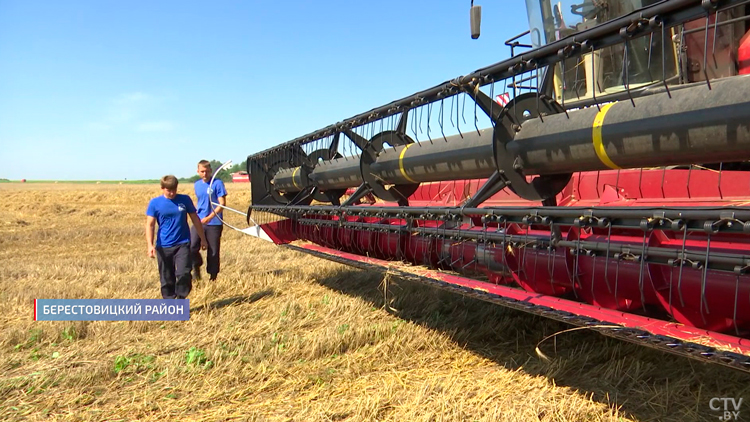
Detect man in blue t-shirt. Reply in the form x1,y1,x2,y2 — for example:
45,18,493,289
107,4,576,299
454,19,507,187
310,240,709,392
190,160,227,282
146,175,207,299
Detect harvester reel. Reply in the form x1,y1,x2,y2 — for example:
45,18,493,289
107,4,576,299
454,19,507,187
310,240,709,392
264,161,293,205
360,130,420,205
244,0,750,373
494,93,572,202
307,148,345,203
267,162,314,206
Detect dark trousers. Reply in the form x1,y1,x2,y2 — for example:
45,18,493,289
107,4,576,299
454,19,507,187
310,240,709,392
190,225,223,277
156,242,192,299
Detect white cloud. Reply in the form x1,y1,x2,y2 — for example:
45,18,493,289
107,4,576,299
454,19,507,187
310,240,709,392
136,121,175,132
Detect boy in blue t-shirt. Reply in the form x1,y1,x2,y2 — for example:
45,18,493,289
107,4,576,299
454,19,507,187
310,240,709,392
146,175,207,299
190,160,227,281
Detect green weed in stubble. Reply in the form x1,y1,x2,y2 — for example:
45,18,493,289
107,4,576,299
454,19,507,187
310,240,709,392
14,328,44,351
185,346,213,369
270,332,287,353
113,353,156,374
60,326,76,341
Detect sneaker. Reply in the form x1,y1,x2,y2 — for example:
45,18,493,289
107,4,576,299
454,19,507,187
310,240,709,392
192,266,202,281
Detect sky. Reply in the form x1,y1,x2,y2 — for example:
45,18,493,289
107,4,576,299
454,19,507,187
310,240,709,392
0,1,532,180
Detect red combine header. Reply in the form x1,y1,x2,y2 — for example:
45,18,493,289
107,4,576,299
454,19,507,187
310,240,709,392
231,171,250,183
240,0,750,373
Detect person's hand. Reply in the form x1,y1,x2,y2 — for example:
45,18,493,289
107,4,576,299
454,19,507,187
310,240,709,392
147,245,155,258
201,216,212,225
201,239,207,250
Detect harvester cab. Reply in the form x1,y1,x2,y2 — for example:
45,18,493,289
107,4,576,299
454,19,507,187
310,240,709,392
523,0,749,104
229,1,750,374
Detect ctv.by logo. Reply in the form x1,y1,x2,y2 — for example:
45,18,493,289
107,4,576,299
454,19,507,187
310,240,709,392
710,397,743,421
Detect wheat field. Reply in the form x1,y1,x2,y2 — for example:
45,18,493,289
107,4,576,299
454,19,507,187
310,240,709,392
1,183,749,421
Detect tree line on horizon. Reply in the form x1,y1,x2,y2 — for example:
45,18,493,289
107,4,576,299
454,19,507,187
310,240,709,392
0,160,248,183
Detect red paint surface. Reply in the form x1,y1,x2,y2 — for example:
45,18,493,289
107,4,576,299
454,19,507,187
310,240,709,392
259,168,750,343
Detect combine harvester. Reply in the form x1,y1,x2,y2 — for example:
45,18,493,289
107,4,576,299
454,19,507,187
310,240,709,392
237,0,750,372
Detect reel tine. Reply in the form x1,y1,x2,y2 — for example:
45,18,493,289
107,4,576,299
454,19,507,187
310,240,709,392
427,102,434,144
513,72,519,124
418,104,424,135
713,10,719,58
638,230,648,313
560,57,566,112
678,226,688,308
531,233,539,286
410,105,420,146
520,223,530,280
703,11,712,90
646,32,654,83
604,223,614,295
547,232,554,292
512,65,518,123
461,92,467,125
614,256,621,309
456,93,464,139
482,217,489,279
701,233,713,325
668,266,674,323
416,105,422,147
623,40,635,107
410,213,417,264
550,238,559,294
474,90,481,134
661,22,671,98
342,129,349,161
375,215,383,259
592,44,601,111
449,94,455,128
660,168,667,199
734,272,741,336
490,79,495,126
439,98,447,142
499,219,509,284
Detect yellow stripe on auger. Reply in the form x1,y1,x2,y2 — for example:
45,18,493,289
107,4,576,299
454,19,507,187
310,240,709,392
399,143,418,183
291,167,301,190
592,102,621,170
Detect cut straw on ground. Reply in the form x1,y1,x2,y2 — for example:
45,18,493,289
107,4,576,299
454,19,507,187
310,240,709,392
1,183,749,421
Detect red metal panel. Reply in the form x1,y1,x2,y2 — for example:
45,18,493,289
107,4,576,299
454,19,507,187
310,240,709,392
295,242,750,356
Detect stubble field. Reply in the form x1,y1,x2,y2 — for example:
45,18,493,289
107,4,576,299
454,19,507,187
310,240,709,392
1,183,749,421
